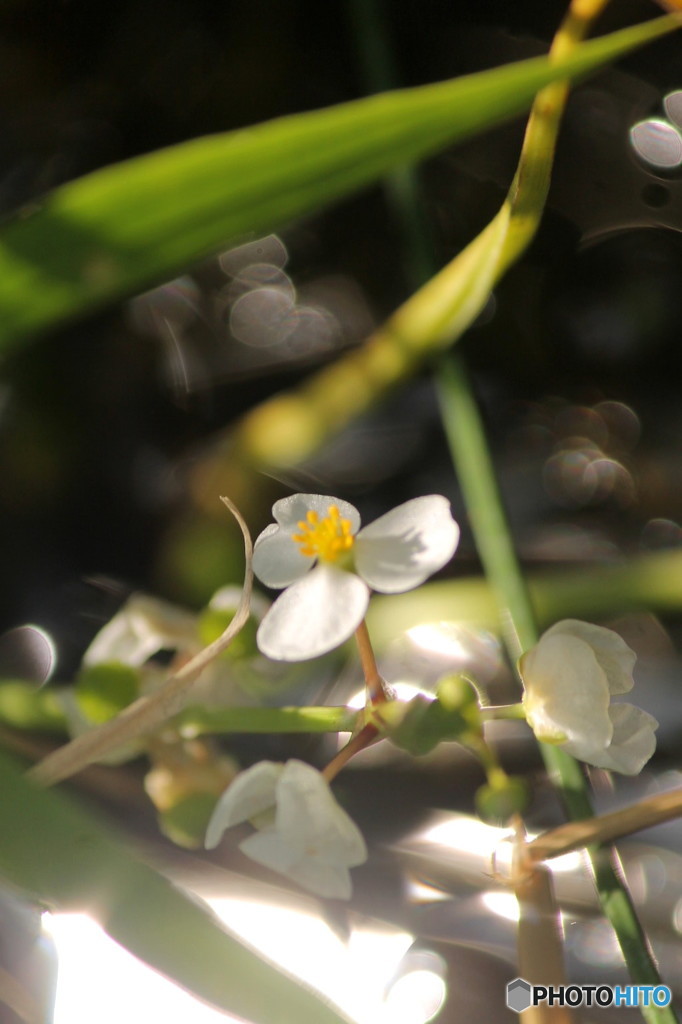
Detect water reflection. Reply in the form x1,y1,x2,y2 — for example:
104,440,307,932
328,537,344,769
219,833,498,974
218,234,288,274
510,397,640,510
126,233,365,390
384,950,447,1024
630,118,682,171
641,517,682,550
0,623,57,683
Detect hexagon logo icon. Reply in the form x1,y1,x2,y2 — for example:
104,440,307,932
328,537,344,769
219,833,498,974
507,978,532,1013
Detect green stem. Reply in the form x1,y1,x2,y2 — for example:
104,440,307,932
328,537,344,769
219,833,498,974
436,354,674,1019
355,620,390,704
436,356,607,823
174,704,357,737
480,703,527,722
437,359,536,660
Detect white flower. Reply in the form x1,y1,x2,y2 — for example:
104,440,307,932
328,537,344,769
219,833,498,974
253,494,460,661
519,619,658,775
205,759,367,899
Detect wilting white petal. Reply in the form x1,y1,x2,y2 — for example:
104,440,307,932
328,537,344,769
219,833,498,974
354,495,459,593
256,564,369,661
543,619,636,695
284,858,353,900
252,523,313,589
205,761,282,848
521,620,656,775
207,759,367,899
521,634,612,749
83,595,198,667
581,704,659,775
238,830,354,899
275,760,368,865
239,828,301,872
271,493,360,533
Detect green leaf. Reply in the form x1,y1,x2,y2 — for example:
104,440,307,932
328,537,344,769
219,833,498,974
0,748,350,1023
0,14,676,349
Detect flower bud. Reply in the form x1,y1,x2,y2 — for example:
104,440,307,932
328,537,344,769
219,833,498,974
377,677,481,756
475,774,529,825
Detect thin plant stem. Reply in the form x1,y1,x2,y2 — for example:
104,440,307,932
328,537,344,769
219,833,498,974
354,620,389,704
323,620,387,781
322,723,379,783
175,704,358,736
480,703,527,722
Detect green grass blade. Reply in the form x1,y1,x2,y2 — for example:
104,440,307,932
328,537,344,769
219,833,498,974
0,748,351,1024
0,14,676,349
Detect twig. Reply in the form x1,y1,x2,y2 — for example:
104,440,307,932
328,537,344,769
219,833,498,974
513,818,575,1024
528,787,682,864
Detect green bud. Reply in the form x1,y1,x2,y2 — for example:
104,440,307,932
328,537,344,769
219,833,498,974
158,792,220,849
437,675,481,727
379,686,481,757
75,662,140,724
475,774,529,825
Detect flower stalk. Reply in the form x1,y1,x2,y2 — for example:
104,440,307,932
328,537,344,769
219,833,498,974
354,620,390,705
321,722,380,784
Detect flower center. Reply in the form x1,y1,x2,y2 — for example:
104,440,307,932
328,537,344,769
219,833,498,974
292,505,354,562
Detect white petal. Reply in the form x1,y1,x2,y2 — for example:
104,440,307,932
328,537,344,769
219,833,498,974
284,858,354,900
584,704,658,775
83,595,198,667
275,760,367,866
521,634,612,749
271,494,361,533
239,828,301,872
205,761,282,849
256,565,369,661
544,619,636,695
354,495,459,593
253,523,313,589
239,831,354,899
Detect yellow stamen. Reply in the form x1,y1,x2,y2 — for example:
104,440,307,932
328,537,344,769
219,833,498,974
292,504,355,563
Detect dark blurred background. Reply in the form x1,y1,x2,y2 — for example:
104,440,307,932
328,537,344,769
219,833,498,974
2,0,682,670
